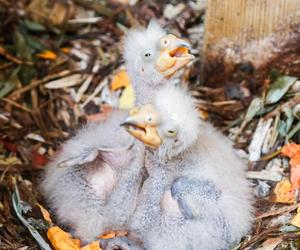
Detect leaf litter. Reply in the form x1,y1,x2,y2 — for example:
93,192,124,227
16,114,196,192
0,1,299,250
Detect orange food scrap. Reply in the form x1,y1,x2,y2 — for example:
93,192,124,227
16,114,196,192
47,226,81,250
61,47,71,53
281,143,300,188
81,241,102,250
290,166,300,189
111,70,130,91
99,230,127,239
37,204,103,250
281,143,300,167
99,232,116,240
36,50,58,60
273,179,295,204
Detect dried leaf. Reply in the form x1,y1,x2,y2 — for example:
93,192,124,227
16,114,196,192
111,70,130,91
265,76,297,104
291,207,300,228
25,133,46,143
256,237,283,250
163,3,186,19
45,74,83,89
247,170,282,182
37,204,52,223
273,179,295,204
248,118,273,161
0,156,22,165
31,150,48,167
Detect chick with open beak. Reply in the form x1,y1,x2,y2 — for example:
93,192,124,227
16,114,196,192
155,34,195,78
116,85,253,250
121,105,162,149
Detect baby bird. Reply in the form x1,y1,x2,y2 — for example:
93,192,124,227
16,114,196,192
41,21,194,243
117,85,253,250
125,20,194,105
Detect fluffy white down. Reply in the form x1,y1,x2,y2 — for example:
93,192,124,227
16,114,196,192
155,85,201,150
127,87,253,250
41,21,173,242
124,20,166,70
41,110,145,242
123,20,172,105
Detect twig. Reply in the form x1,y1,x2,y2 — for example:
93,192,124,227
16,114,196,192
255,204,298,220
212,100,237,106
0,46,33,65
9,70,79,97
1,97,32,113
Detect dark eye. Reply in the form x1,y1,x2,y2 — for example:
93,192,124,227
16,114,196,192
164,40,168,45
145,53,151,57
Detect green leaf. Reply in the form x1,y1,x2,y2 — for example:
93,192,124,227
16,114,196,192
25,35,46,51
293,104,300,120
287,122,300,140
284,108,294,133
23,19,46,32
0,68,20,98
18,65,37,85
277,120,287,137
265,76,297,104
280,225,300,232
12,185,52,250
13,30,32,60
245,97,263,122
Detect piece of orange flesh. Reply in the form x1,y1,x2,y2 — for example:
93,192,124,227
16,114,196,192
47,226,81,250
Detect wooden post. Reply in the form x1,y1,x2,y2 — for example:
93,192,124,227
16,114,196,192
202,0,300,86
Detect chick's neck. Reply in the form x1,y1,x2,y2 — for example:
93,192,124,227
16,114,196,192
129,71,173,106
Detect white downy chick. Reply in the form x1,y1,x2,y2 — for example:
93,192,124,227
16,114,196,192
125,20,194,105
41,21,194,243
118,85,253,250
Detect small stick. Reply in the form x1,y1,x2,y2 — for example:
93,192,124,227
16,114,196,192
1,97,32,113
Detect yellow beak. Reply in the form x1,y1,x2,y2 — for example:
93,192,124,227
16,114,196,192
156,34,194,78
121,105,162,148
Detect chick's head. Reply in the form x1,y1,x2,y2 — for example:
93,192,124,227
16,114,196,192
122,85,201,158
124,20,194,82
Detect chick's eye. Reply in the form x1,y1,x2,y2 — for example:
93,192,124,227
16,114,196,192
166,130,177,137
159,38,169,48
143,49,153,61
